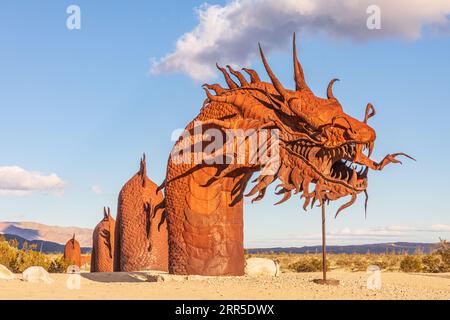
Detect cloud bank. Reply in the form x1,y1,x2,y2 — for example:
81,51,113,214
0,166,66,196
246,224,450,247
151,0,450,81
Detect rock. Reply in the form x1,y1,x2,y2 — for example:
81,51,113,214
22,266,54,284
245,257,280,277
0,264,15,280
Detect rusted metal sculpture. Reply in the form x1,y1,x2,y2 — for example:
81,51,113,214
163,34,413,276
91,207,115,272
64,234,81,267
114,154,168,272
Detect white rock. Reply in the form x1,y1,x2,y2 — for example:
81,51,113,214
22,266,54,284
0,264,15,280
245,257,280,277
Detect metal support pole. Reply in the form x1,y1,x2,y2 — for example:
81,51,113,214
321,203,327,281
313,203,339,285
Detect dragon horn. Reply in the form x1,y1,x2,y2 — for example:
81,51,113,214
103,207,108,219
293,33,311,92
107,207,111,217
327,79,340,99
258,43,288,100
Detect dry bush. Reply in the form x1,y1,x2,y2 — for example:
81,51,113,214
48,256,72,273
421,254,445,273
289,257,329,272
435,239,450,271
400,255,423,272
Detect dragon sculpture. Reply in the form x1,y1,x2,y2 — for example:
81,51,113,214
91,207,115,272
64,234,81,267
114,154,168,272
162,34,413,276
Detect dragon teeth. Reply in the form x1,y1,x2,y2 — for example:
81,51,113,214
350,166,358,184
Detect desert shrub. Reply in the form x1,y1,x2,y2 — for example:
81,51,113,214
289,257,329,272
0,238,52,273
351,258,371,271
421,254,444,273
9,249,51,273
0,240,19,268
400,255,423,272
48,256,72,273
435,239,450,271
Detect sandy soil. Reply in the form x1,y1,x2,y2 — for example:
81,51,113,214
0,271,449,300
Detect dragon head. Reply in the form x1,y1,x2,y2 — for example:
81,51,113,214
200,34,414,216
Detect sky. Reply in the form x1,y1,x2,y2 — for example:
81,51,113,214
0,0,449,247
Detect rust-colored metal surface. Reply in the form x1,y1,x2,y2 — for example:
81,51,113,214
164,34,413,276
114,154,168,272
91,207,116,272
64,234,81,267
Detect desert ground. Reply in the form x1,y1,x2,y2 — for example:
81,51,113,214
0,270,449,300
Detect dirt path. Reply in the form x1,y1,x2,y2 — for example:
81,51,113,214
0,271,449,300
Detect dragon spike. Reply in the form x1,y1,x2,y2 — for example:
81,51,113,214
293,32,311,92
107,207,111,217
226,65,249,86
335,193,357,218
103,207,108,219
202,83,225,95
327,78,340,100
72,233,76,241
203,87,248,107
258,43,288,100
140,153,147,187
242,68,261,83
216,63,238,89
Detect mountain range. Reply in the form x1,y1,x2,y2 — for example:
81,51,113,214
0,221,92,247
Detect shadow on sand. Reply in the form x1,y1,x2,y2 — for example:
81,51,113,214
81,272,150,283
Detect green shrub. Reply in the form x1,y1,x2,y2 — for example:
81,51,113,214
400,255,423,272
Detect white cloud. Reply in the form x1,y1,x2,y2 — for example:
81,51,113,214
151,0,450,81
91,185,103,195
0,166,66,196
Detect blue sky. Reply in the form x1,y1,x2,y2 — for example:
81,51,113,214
0,0,449,247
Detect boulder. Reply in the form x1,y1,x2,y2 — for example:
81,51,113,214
0,264,15,280
245,257,280,277
22,266,54,284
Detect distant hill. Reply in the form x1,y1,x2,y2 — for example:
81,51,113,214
0,233,91,254
0,221,92,247
247,242,438,255
0,221,438,255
